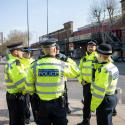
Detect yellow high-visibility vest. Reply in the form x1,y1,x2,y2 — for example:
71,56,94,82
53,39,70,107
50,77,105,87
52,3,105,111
5,55,26,94
79,52,98,83
91,62,119,111
26,57,80,101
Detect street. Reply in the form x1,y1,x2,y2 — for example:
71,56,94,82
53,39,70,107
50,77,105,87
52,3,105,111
0,62,125,125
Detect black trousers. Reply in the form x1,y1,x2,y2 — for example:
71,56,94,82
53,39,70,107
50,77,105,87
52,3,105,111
113,90,118,113
6,92,25,125
30,93,40,124
24,94,31,120
63,81,69,109
37,97,68,125
96,95,116,125
83,83,92,122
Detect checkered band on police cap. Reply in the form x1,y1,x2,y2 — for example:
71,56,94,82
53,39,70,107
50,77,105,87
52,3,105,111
97,44,112,55
40,38,57,48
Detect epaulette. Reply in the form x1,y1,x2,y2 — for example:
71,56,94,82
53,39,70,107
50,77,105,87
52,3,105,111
97,64,104,73
15,59,21,66
31,60,37,64
38,55,46,59
82,57,86,62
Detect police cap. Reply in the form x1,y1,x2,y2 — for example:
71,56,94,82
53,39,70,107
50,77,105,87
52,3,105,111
40,38,57,48
97,44,112,55
87,40,97,46
22,47,38,53
7,42,23,51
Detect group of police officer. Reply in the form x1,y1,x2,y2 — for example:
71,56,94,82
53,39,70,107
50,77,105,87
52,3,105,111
4,38,119,125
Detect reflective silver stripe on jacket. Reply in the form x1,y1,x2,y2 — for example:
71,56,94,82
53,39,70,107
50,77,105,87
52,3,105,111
27,90,34,93
5,79,13,83
6,78,25,89
26,83,34,87
85,60,93,62
92,92,104,99
105,65,119,95
19,86,25,90
37,90,64,95
15,78,26,86
7,84,16,89
5,65,13,83
36,82,63,87
106,66,117,72
82,73,91,76
60,61,65,77
92,84,105,92
37,63,63,67
83,66,93,69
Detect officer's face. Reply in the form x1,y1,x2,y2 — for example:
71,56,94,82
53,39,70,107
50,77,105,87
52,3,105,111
98,53,109,62
23,52,31,59
17,50,24,58
87,44,96,53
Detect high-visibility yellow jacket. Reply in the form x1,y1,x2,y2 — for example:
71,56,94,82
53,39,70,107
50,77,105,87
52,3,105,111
79,52,98,84
6,53,15,61
56,53,77,81
91,62,119,111
20,58,34,71
4,55,26,94
26,56,80,101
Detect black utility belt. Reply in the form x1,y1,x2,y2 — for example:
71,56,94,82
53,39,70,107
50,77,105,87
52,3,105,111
84,81,90,84
40,96,63,103
105,94,114,97
7,92,23,96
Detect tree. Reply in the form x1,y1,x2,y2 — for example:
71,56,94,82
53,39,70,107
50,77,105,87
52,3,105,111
89,1,103,24
89,0,121,43
89,0,105,43
103,0,121,28
6,30,30,46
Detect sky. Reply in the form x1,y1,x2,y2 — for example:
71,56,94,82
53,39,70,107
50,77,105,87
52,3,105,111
0,0,121,44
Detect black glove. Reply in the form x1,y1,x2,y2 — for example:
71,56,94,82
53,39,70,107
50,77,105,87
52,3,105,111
56,53,68,62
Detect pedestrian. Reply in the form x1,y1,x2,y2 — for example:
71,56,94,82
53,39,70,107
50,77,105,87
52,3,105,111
91,44,119,125
5,42,26,125
77,40,98,125
25,38,80,125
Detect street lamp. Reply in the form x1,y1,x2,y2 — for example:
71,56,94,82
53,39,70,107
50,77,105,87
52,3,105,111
47,0,49,36
27,0,30,46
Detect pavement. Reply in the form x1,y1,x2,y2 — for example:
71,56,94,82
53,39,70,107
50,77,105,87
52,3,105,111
0,95,125,125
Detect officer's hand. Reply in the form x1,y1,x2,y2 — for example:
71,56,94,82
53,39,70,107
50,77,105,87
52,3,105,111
81,81,87,86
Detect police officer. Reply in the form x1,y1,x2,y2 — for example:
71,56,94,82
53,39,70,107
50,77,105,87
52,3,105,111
56,44,71,114
78,41,98,125
21,47,36,124
26,38,80,125
22,47,40,124
5,42,26,125
91,44,119,125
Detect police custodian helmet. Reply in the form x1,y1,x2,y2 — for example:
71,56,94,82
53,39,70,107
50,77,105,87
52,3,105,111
40,38,57,48
97,44,112,55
